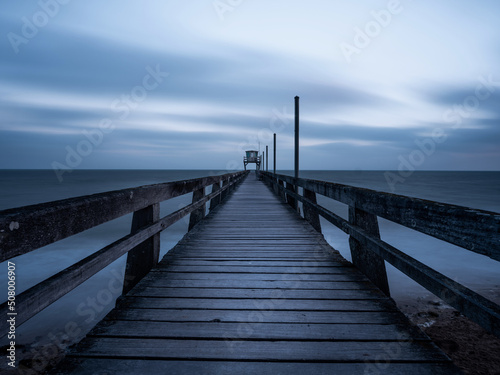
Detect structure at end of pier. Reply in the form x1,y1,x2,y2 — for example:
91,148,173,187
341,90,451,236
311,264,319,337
243,150,261,171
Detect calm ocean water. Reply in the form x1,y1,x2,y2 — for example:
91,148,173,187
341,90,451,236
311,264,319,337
0,169,499,346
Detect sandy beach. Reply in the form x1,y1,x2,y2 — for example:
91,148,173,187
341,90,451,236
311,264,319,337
397,296,500,375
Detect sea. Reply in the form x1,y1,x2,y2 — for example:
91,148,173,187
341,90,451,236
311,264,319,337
0,169,499,348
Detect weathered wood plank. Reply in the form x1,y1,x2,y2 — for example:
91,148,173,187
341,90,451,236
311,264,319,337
349,206,390,296
173,256,337,261
285,182,298,211
188,187,205,231
69,338,450,362
0,218,165,333
0,173,251,336
209,181,221,210
53,174,456,374
0,171,247,261
155,265,354,273
127,287,386,300
349,225,500,338
262,172,500,260
303,188,321,233
122,203,160,295
263,172,500,338
170,251,338,261
53,359,460,375
118,297,396,311
134,278,376,290
147,272,367,281
90,321,428,341
162,260,346,267
106,308,410,324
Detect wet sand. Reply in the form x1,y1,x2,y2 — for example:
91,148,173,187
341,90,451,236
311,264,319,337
397,297,500,375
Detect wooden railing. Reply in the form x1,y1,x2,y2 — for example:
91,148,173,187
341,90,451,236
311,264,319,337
0,170,249,336
261,171,500,338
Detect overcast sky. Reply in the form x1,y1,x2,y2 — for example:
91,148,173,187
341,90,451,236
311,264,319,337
1,0,499,171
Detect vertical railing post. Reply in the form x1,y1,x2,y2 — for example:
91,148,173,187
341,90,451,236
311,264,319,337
294,95,299,181
277,179,286,201
221,178,229,201
285,182,297,211
188,187,206,231
272,175,278,194
229,175,235,193
209,181,221,211
348,206,390,296
122,203,160,295
303,189,321,233
266,145,268,172
273,133,276,175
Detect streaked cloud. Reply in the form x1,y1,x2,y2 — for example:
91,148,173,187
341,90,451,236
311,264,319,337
1,0,499,171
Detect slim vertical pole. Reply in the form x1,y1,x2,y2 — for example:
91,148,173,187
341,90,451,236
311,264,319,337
266,145,268,172
273,133,276,175
294,96,299,180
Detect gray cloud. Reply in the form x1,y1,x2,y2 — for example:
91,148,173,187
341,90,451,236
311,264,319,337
1,2,499,171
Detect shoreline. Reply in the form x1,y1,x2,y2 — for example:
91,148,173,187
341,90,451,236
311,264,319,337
395,295,500,375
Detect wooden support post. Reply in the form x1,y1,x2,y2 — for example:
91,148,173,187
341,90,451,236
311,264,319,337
221,179,229,201
188,187,206,231
273,133,276,175
285,182,297,211
294,95,299,180
272,176,278,194
277,179,285,201
303,189,321,233
348,206,390,296
266,145,268,172
122,203,160,295
209,182,221,211
229,176,235,192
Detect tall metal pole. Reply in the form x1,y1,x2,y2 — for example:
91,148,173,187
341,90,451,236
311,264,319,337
273,133,276,175
266,145,268,172
294,96,299,180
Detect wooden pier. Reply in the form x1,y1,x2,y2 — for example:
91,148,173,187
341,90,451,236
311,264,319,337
52,174,459,374
2,169,499,374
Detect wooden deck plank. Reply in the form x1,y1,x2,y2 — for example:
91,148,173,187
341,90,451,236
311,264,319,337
89,321,430,341
156,265,355,273
53,359,460,375
56,173,459,374
147,272,368,281
68,338,450,362
106,308,411,324
136,278,377,290
127,287,386,299
163,259,345,266
118,297,396,311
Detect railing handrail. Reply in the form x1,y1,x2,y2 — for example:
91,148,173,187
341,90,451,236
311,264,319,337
262,172,500,261
261,171,500,338
0,170,249,336
0,171,246,262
